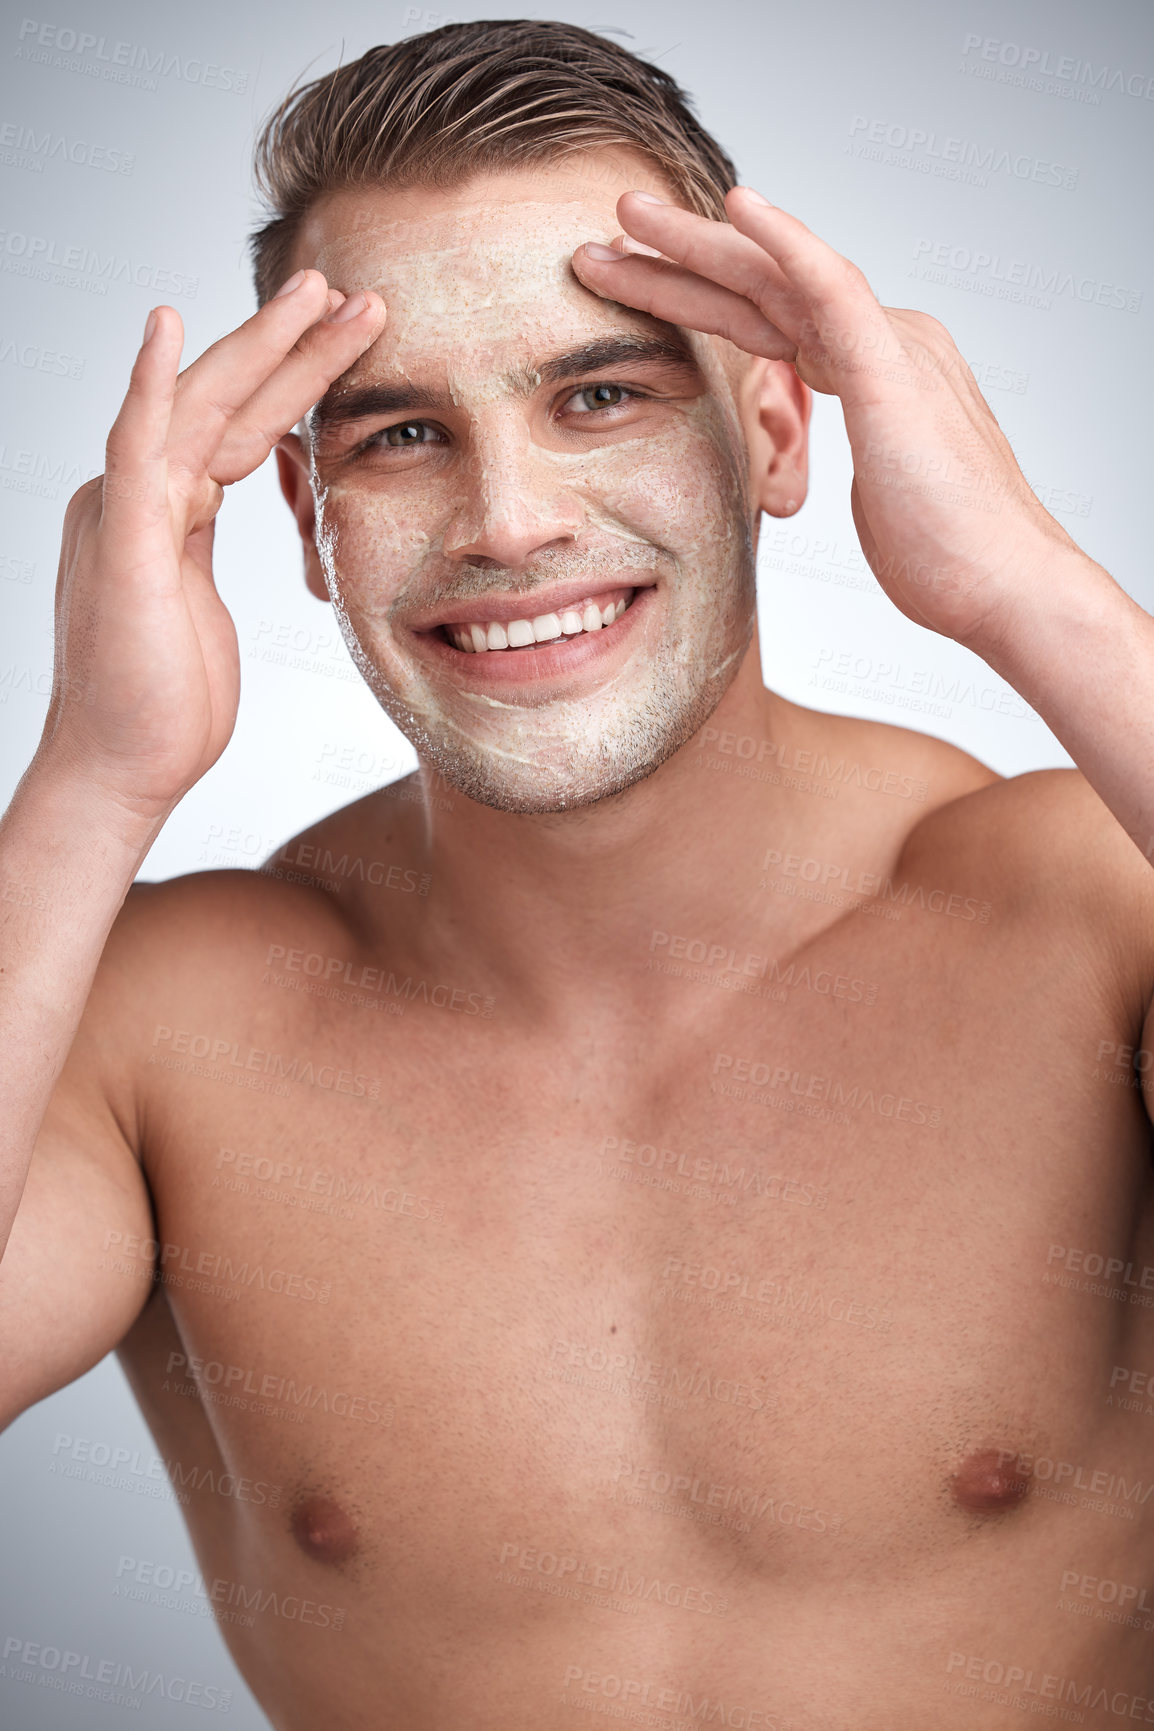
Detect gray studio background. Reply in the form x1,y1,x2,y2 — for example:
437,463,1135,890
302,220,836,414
1,0,1151,1722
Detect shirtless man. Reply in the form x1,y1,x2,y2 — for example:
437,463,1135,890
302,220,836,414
3,17,1154,1729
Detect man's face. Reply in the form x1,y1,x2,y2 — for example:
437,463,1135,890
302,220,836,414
287,154,761,814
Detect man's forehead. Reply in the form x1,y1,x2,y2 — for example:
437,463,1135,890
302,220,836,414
308,198,637,315
299,154,666,277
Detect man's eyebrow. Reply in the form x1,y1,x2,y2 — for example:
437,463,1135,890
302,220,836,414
528,332,700,387
310,333,700,434
309,382,458,433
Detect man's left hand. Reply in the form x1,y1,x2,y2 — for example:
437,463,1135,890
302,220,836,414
573,187,1084,662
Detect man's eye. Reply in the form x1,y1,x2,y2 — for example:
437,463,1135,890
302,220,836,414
375,421,444,448
566,383,633,413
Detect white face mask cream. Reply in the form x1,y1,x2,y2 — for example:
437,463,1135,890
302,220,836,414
294,160,758,814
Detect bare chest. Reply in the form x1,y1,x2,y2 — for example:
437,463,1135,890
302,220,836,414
123,898,1154,1610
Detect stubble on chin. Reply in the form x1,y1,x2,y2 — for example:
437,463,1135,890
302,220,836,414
356,609,755,816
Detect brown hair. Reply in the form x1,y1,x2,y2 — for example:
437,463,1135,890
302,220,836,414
248,19,737,304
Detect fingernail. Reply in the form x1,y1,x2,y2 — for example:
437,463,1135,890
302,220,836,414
621,236,662,259
325,291,367,323
143,309,158,344
629,190,665,205
582,243,626,263
737,186,771,205
274,269,307,298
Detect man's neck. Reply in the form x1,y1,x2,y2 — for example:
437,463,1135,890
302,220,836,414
384,642,850,1033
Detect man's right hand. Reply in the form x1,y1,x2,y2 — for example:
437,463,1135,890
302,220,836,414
39,270,386,828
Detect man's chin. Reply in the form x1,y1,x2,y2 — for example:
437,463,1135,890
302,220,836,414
402,680,739,817
429,755,659,817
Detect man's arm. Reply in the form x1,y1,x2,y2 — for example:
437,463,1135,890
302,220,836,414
0,771,160,1427
0,272,387,1428
572,190,1154,870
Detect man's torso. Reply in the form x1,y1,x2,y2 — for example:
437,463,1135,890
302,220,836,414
90,710,1154,1730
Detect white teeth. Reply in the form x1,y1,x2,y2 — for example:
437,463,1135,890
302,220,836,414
446,589,636,652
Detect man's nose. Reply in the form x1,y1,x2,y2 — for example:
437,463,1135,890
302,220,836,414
443,433,582,568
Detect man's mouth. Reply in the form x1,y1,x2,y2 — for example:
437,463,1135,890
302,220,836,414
436,586,636,654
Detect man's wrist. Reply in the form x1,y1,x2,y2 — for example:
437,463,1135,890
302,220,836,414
958,546,1132,695
24,736,175,865
955,545,1154,805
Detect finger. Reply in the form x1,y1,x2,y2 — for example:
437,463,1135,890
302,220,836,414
571,245,793,360
167,269,327,463
207,292,390,486
613,191,799,324
725,191,864,300
724,189,895,365
614,189,895,377
166,271,381,474
611,231,662,259
100,306,185,569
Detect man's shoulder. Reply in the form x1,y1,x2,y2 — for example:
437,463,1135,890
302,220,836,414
111,783,418,988
903,755,1145,892
810,706,1140,884
71,787,423,1136
898,748,1154,996
765,700,997,820
805,704,1153,971
104,867,342,1037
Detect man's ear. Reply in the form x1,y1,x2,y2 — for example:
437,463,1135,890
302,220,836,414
275,432,330,602
739,356,812,519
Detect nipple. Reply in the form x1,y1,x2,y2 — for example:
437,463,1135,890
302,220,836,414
950,1448,1032,1515
290,1496,360,1564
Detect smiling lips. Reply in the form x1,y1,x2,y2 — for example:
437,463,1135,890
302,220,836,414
440,586,634,653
